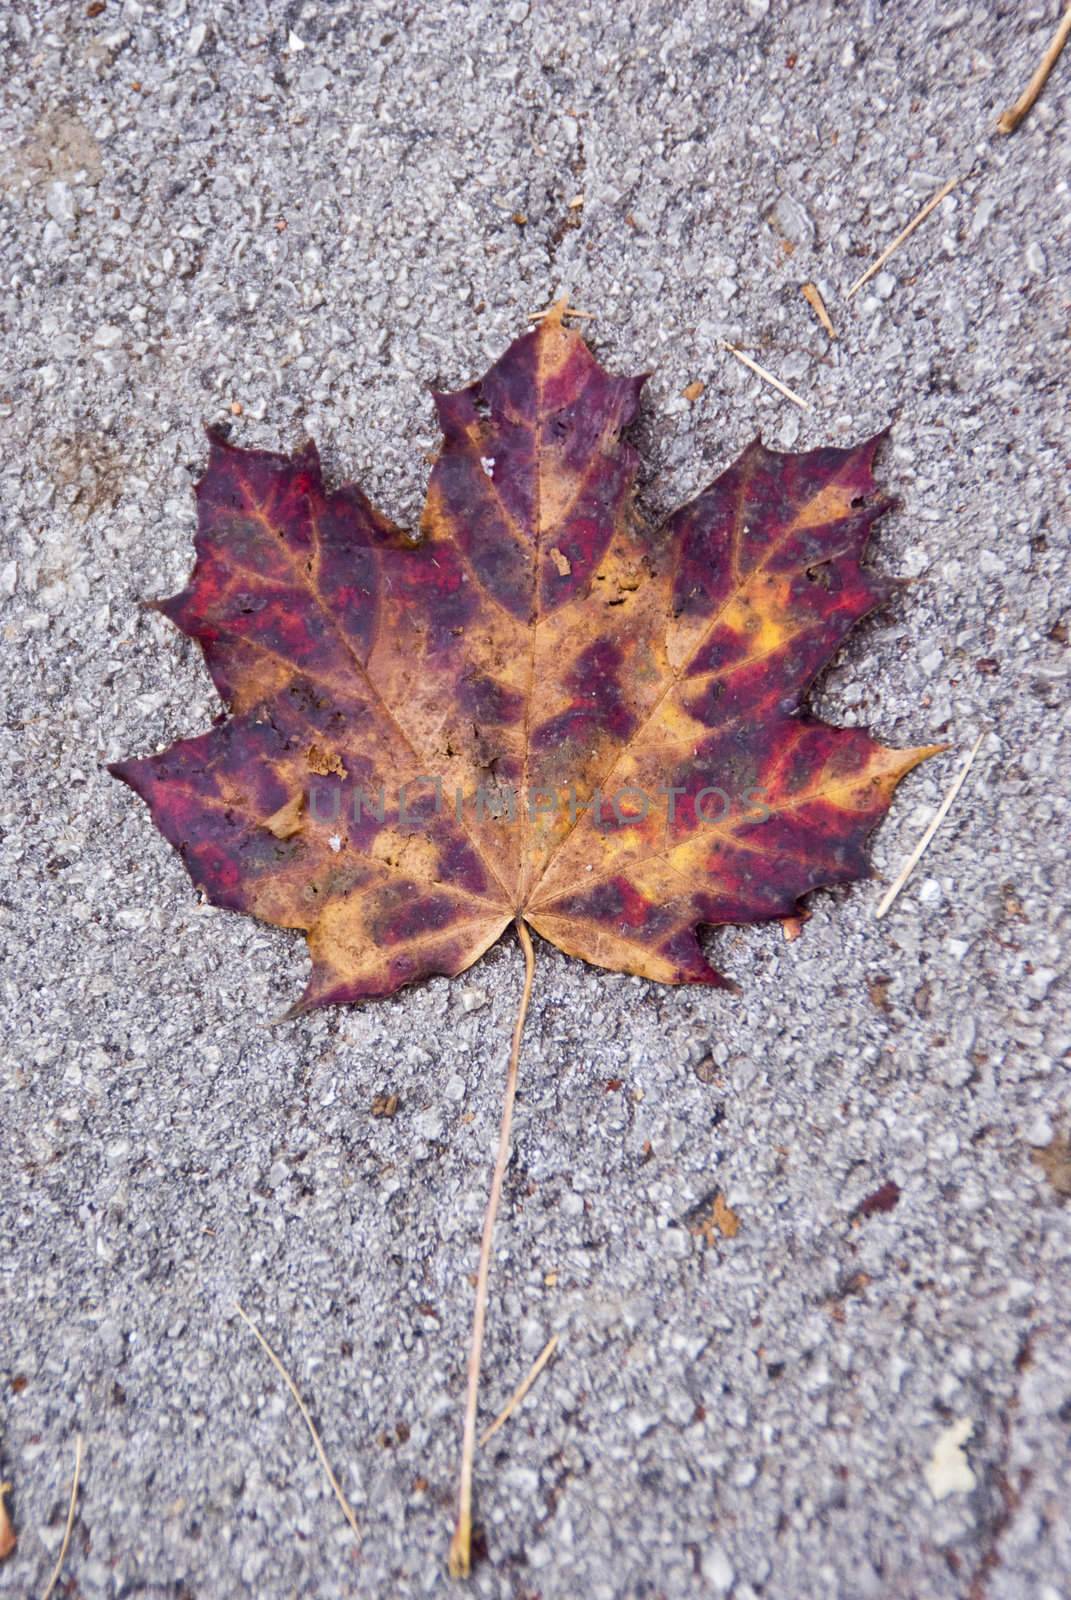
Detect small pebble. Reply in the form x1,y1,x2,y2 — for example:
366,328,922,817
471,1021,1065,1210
1024,242,1047,276
703,1543,736,1592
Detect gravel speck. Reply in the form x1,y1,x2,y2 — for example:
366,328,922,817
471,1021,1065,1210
703,1543,736,1591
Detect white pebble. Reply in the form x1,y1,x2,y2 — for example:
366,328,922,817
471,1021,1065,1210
925,1419,976,1500
1023,1113,1053,1148
414,1108,443,1141
1023,967,1055,1001
702,1542,736,1591
46,181,76,224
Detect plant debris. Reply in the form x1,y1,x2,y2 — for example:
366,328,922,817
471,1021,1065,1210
801,281,837,338
997,5,1071,134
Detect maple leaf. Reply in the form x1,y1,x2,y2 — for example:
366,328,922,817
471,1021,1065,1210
111,304,934,1009
110,302,939,1575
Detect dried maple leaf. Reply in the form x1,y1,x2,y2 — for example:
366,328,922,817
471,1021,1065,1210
111,301,937,1575
111,304,933,1007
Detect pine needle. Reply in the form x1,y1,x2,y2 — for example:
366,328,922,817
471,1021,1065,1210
39,1434,82,1600
479,1334,559,1448
997,4,1071,134
233,1303,360,1550
846,177,959,299
875,733,985,920
719,342,810,411
448,916,536,1579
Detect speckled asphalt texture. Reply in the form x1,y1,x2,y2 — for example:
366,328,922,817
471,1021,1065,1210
1,2,1069,1597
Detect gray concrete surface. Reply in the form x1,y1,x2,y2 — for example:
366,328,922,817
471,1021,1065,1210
1,2,1069,1596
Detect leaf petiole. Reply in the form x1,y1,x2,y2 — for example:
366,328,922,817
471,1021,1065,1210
448,916,535,1579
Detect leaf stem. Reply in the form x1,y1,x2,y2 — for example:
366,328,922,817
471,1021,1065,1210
448,915,535,1579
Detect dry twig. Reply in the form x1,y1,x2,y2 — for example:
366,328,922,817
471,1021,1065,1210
449,917,536,1579
479,1334,559,1448
40,1434,83,1600
997,4,1071,134
234,1303,360,1550
875,733,984,920
719,342,810,411
846,178,959,299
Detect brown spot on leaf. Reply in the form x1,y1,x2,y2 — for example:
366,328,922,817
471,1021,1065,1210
306,744,347,778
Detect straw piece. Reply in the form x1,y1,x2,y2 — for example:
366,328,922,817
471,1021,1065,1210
720,342,810,411
234,1304,360,1549
875,733,985,920
39,1435,83,1600
997,5,1071,134
846,178,959,299
479,1334,559,1448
